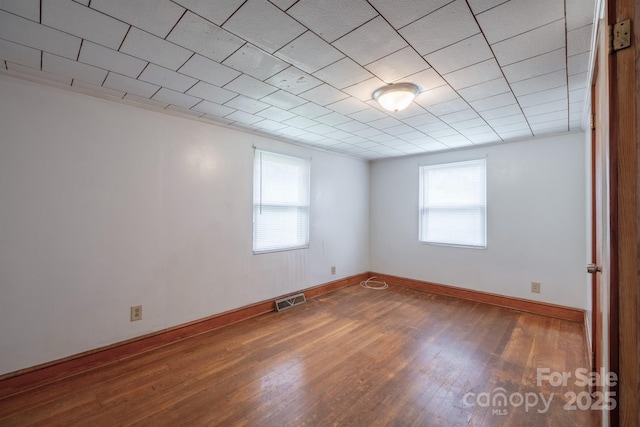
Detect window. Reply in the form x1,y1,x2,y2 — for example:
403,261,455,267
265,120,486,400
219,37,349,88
253,149,310,254
419,158,487,248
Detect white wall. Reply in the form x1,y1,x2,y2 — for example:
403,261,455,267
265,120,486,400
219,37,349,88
0,76,370,376
370,133,588,309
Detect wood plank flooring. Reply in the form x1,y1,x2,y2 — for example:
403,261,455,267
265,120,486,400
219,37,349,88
0,285,596,426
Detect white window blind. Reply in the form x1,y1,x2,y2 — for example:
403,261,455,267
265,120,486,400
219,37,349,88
419,158,487,248
253,149,310,254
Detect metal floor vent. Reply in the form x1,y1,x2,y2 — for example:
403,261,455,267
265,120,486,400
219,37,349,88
275,293,306,312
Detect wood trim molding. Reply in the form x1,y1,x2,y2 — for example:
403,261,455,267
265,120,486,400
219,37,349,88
372,272,585,323
0,272,369,400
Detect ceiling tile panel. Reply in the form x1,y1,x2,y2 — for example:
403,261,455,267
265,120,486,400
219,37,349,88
90,0,185,38
566,0,596,30
402,113,439,127
567,51,590,76
476,0,564,44
510,70,567,96
274,31,344,74
386,103,429,120
103,72,160,98
426,97,470,116
478,104,523,120
71,80,126,99
138,64,197,92
498,128,534,140
0,10,81,60
414,85,459,108
299,84,348,106
348,107,388,123
192,100,234,117
121,28,192,70
486,113,528,127
567,24,593,56
424,33,493,75
335,120,371,132
42,52,108,85
326,97,369,115
42,0,128,50
367,117,403,130
276,126,307,137
0,0,40,21
501,48,566,82
281,115,318,129
223,0,305,53
332,16,407,65
226,110,263,124
443,58,502,89
223,74,277,99
171,0,244,26
265,66,322,95
468,91,517,111
568,72,588,91
290,102,332,119
222,44,289,80
0,38,41,69
186,81,237,103
342,77,387,101
404,69,447,92
467,0,509,15
517,86,567,107
224,94,270,113
527,110,568,124
253,119,288,131
400,0,480,55
256,106,297,122
79,42,147,79
5,61,72,85
166,11,244,63
522,99,566,116
315,112,352,126
151,87,201,109
178,54,240,87
313,57,374,89
287,0,378,43
259,90,307,109
124,93,169,109
367,0,452,29
365,47,429,83
492,19,565,66
458,77,510,102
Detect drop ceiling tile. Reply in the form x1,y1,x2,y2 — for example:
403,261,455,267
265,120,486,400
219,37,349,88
369,0,453,29
501,48,566,82
226,110,264,124
260,90,307,109
438,135,473,148
224,95,270,113
467,0,510,15
0,0,40,21
201,114,233,124
151,87,201,109
42,0,128,50
332,16,407,66
352,139,380,148
424,33,493,75
257,106,296,121
566,0,596,30
491,122,530,133
348,107,388,123
42,52,108,85
124,93,169,109
313,57,374,88
469,92,517,111
400,131,433,142
171,0,244,26
518,86,566,107
492,19,565,66
315,112,352,126
186,81,237,103
429,97,471,115
402,112,439,127
192,100,235,117
335,120,370,132
139,64,197,92
5,61,72,85
365,47,429,83
414,85,458,108
527,110,568,124
277,126,307,137
404,68,447,92
223,74,277,99
428,127,458,138
459,125,496,136
299,84,347,106
281,115,318,129
254,119,288,131
325,130,353,140
90,0,185,38
274,31,344,74
290,102,332,119
530,119,567,133
0,10,81,60
167,12,244,63
400,0,479,55
270,0,298,11
265,66,321,95
342,77,387,101
71,80,126,99
569,88,585,104
465,132,501,145
368,117,403,130
287,0,378,43
222,44,288,80
458,78,510,102
343,136,368,144
443,59,502,90
568,24,593,56
223,0,305,53
511,70,566,97
103,72,160,98
476,0,564,44
306,123,337,135
486,113,528,127
568,72,588,91
178,54,240,87
326,97,369,115
522,99,566,116
384,124,415,136
0,38,40,69
353,127,384,138
78,42,146,79
121,28,192,70
479,103,523,120
498,128,534,140
368,133,397,143
568,51,590,76
441,111,482,127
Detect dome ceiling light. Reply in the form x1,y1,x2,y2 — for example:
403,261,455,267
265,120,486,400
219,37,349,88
372,83,419,112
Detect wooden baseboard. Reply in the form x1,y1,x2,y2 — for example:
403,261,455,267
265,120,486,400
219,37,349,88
372,272,585,323
0,272,369,400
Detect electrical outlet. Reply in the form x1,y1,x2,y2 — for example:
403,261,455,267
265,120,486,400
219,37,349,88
531,282,541,294
331,266,336,275
130,305,142,321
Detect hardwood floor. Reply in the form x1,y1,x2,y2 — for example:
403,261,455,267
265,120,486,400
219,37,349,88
0,285,595,426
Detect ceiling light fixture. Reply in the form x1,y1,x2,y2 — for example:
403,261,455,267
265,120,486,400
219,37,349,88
373,83,419,112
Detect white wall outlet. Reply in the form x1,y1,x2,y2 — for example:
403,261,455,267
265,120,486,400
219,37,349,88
130,305,142,321
331,266,336,275
531,282,541,293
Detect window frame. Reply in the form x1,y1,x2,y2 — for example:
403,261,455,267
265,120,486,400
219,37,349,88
418,158,487,249
252,149,311,255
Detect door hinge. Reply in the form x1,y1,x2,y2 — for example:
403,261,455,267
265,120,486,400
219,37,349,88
590,114,595,130
610,19,632,52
